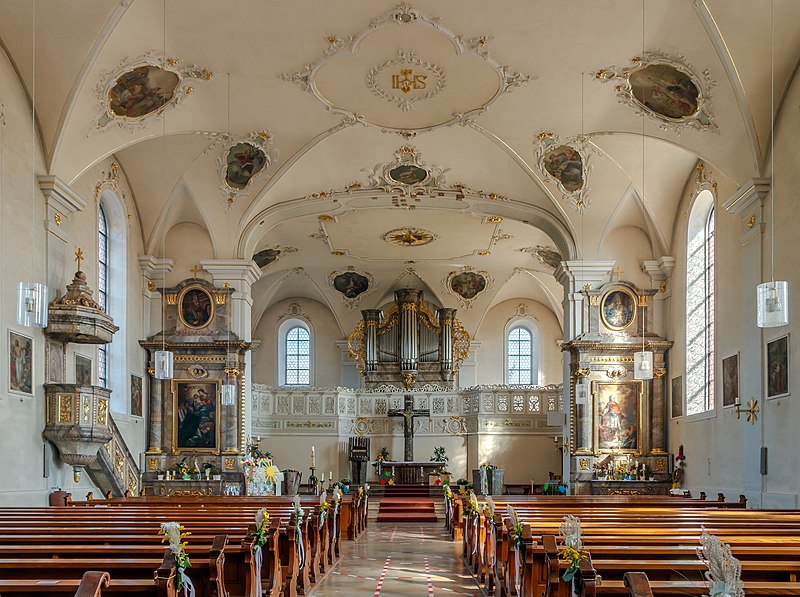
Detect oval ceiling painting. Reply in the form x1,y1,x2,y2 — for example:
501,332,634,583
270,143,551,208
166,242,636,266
333,271,370,299
388,164,428,185
225,142,267,190
108,65,180,118
450,272,487,300
542,145,584,192
629,64,699,120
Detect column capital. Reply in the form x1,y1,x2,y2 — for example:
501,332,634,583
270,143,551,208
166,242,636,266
138,255,174,279
38,175,87,214
722,177,770,215
554,260,616,291
200,259,261,289
642,256,675,282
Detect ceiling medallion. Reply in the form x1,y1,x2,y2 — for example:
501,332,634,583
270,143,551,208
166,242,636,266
328,266,376,310
280,4,532,135
595,50,717,133
366,49,446,112
92,51,213,133
305,145,507,203
533,131,598,212
215,131,277,210
444,266,493,309
383,227,437,247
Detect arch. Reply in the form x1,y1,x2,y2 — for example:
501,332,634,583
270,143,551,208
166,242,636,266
99,189,128,414
504,318,541,386
685,189,715,416
277,318,313,387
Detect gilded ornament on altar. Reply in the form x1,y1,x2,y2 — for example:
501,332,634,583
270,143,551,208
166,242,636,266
224,457,236,470
578,458,591,471
58,395,73,423
147,458,159,471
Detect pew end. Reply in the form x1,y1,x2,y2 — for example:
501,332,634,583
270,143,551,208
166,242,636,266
623,572,654,597
74,571,111,597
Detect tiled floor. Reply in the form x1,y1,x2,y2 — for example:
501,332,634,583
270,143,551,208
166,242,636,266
308,524,483,596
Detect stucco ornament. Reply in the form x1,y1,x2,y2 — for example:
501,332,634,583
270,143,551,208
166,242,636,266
215,131,278,210
533,131,600,212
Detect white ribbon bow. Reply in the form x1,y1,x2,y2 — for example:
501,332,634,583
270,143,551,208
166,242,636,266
177,566,195,597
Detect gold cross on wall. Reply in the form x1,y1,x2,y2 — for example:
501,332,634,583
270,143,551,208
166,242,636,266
612,266,624,281
190,264,202,279
75,247,84,272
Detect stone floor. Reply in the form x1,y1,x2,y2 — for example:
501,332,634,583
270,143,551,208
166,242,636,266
307,524,483,596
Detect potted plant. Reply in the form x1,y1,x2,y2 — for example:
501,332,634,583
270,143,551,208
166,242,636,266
339,478,351,492
456,478,468,491
203,462,213,480
430,446,450,484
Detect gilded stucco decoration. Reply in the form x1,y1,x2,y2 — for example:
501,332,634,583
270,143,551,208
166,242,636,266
444,266,492,309
94,161,127,203
595,50,717,133
305,145,508,203
328,266,376,309
280,4,532,135
533,131,598,211
383,227,437,247
92,52,213,133
367,49,446,111
215,131,278,209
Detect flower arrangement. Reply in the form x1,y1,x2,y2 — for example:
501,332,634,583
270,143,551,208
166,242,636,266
176,458,189,479
253,508,271,548
559,515,589,582
483,496,495,520
373,447,390,463
463,490,480,519
159,522,192,592
508,505,524,551
697,530,744,597
673,444,686,489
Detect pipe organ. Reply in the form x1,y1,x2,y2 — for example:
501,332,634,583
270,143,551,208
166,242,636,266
348,290,470,388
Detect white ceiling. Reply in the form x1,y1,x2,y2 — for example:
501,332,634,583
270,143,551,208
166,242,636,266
1,0,797,336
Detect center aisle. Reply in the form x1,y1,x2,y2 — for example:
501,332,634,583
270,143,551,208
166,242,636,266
307,524,482,596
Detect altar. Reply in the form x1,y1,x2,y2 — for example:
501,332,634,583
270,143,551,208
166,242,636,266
377,461,441,485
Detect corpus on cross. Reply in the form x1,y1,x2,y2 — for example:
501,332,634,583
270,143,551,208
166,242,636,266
387,394,430,461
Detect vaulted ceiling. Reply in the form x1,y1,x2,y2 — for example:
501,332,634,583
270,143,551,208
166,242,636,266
2,0,798,336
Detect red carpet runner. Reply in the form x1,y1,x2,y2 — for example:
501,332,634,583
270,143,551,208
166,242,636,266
376,485,438,523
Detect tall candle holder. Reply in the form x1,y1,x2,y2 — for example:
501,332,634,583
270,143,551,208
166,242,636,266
308,466,319,495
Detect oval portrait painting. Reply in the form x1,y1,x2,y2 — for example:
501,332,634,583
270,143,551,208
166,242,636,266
388,164,428,185
450,272,487,300
542,145,584,192
225,142,267,190
333,272,369,299
601,288,636,331
629,64,699,120
179,286,215,329
108,65,180,119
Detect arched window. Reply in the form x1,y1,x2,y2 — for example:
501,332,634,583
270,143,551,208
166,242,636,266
98,206,109,388
685,190,715,415
507,326,534,385
279,321,312,386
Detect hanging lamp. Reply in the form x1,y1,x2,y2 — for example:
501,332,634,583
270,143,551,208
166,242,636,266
757,0,789,328
17,1,48,329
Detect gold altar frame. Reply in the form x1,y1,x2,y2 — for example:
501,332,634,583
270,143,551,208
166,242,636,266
600,287,637,331
592,379,643,456
172,378,221,454
177,284,216,330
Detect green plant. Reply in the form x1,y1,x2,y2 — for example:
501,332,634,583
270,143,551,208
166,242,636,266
431,446,448,464
339,478,351,486
456,478,468,486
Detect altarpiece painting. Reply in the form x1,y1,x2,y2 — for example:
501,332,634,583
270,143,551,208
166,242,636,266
173,380,220,453
593,380,642,453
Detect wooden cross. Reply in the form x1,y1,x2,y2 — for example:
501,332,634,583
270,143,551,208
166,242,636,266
190,265,202,279
387,394,430,462
75,247,84,272
612,266,624,281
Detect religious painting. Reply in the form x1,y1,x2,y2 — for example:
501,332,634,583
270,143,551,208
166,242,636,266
766,335,789,399
45,338,65,384
224,142,267,190
333,271,370,299
108,65,180,119
9,331,32,395
253,248,281,268
592,380,642,454
75,354,92,386
671,376,683,418
173,380,220,453
629,64,700,120
130,374,143,418
388,164,428,185
600,288,636,331
450,272,487,300
721,354,739,407
542,144,584,192
178,285,215,329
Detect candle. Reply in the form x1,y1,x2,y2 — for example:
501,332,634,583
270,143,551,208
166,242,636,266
329,471,333,481
311,446,316,468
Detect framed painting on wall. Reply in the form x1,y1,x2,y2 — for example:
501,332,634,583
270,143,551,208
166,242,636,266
766,335,789,399
9,331,33,395
600,287,637,331
173,380,220,453
592,380,643,454
671,376,683,418
721,354,739,407
177,285,215,330
75,354,92,386
131,374,143,417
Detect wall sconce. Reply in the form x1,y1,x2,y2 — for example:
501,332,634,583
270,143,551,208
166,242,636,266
732,397,759,425
153,350,174,380
221,364,240,406
553,435,564,452
16,282,48,328
633,350,654,380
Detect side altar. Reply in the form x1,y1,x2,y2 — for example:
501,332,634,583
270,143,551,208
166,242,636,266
140,277,250,496
563,278,673,495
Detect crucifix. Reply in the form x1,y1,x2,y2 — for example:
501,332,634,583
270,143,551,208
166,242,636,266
387,394,430,461
75,247,84,272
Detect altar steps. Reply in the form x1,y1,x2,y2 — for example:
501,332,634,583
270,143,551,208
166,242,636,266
376,496,438,523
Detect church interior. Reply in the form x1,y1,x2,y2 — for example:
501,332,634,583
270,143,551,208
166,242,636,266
1,0,800,595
